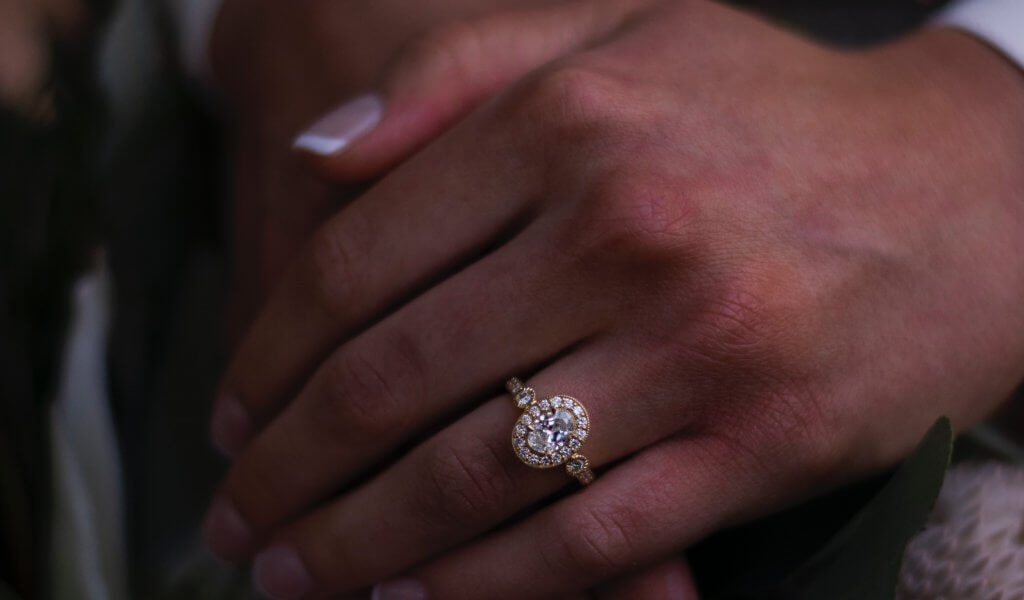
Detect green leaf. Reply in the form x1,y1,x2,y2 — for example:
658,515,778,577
781,417,953,600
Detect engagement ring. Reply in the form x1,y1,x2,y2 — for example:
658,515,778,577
507,377,594,485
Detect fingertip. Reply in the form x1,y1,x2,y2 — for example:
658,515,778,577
291,93,385,157
595,556,700,600
253,545,315,600
666,558,700,600
372,579,428,600
202,497,253,563
211,394,254,457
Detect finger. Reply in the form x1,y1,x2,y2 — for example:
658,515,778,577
239,344,708,598
211,84,541,456
211,0,653,457
291,0,641,181
225,126,354,343
211,0,646,456
391,433,787,600
204,223,614,560
594,556,699,600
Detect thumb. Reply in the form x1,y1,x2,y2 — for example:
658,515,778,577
291,0,638,181
595,556,701,600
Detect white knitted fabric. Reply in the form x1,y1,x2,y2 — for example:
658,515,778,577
897,462,1024,599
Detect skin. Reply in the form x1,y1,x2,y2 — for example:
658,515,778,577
210,0,701,594
0,0,84,118
209,0,556,339
205,0,1024,598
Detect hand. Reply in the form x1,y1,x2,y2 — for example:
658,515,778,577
0,0,84,118
208,0,563,338
205,0,1024,598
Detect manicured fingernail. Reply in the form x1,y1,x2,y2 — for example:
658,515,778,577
201,497,252,562
372,579,427,600
293,94,384,155
211,395,252,457
253,545,314,600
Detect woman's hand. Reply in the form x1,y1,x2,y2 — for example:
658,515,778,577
208,0,564,338
205,0,1024,598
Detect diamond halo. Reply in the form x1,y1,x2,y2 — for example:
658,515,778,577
506,377,595,485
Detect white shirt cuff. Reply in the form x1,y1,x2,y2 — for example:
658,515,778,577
934,0,1024,69
164,0,226,84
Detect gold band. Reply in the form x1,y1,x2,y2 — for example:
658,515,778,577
507,377,594,485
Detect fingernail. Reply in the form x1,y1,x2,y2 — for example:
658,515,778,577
253,545,314,600
372,579,427,600
293,94,384,155
211,395,253,457
201,497,252,562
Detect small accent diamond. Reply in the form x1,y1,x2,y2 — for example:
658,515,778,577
527,430,549,454
530,406,541,417
577,428,588,440
539,399,550,410
573,406,584,416
515,424,526,435
551,397,562,407
578,417,589,427
569,438,582,450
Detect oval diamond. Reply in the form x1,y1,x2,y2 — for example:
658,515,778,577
513,394,589,470
526,408,576,455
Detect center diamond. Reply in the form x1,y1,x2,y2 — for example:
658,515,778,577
526,409,575,455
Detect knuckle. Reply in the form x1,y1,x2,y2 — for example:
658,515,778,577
302,210,373,321
415,434,515,525
568,172,698,266
511,62,624,137
716,383,841,488
317,349,408,436
403,20,484,85
689,277,779,362
763,383,845,479
552,504,637,575
686,252,821,368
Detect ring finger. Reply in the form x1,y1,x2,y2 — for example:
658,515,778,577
245,343,701,599
203,221,621,562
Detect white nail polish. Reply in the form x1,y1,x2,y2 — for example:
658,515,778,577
293,94,384,155
372,579,427,600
